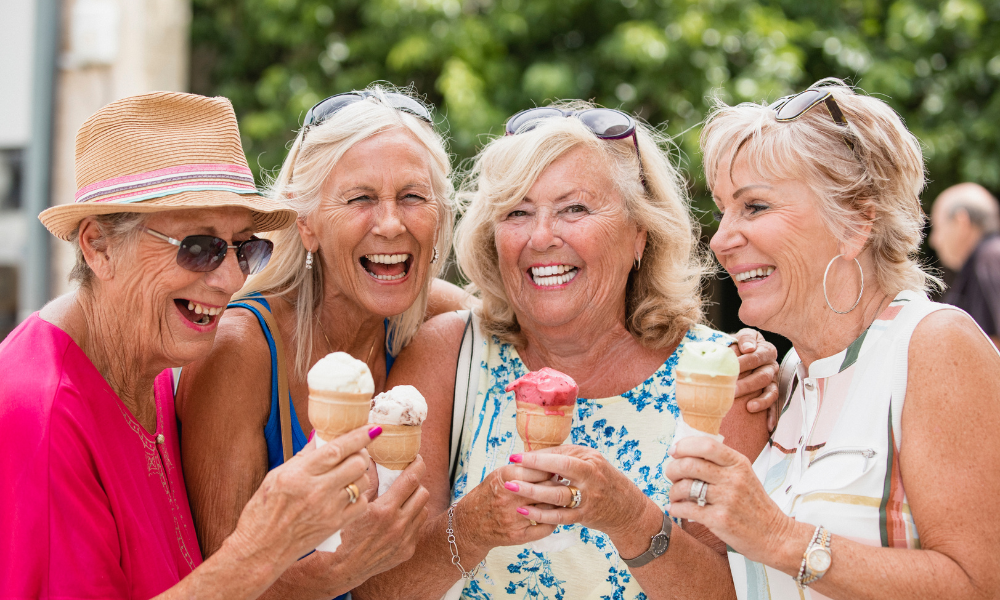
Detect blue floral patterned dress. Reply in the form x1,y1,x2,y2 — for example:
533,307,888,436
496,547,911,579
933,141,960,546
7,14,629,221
451,324,734,600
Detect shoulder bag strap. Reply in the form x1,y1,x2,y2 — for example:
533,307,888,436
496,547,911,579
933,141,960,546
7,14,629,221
237,297,294,464
773,347,800,434
449,310,483,483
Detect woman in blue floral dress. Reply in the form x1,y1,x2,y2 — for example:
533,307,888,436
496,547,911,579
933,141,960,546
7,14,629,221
367,103,779,600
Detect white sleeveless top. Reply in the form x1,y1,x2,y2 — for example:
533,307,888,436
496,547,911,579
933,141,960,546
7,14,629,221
452,324,732,600
728,290,987,599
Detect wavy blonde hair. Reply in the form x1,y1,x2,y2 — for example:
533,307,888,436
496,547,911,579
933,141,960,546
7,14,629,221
455,101,709,349
701,78,941,295
240,85,455,379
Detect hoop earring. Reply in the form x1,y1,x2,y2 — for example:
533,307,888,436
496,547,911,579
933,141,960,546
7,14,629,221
305,250,313,270
430,247,439,264
823,254,863,314
634,255,641,271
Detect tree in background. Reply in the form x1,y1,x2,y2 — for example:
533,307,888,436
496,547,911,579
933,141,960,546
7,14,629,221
191,0,1000,335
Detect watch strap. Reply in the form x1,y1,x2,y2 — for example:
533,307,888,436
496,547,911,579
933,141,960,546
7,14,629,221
795,525,832,588
621,511,672,569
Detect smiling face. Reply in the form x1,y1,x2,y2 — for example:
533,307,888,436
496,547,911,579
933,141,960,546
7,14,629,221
99,206,255,366
299,128,440,318
494,146,646,334
709,158,845,336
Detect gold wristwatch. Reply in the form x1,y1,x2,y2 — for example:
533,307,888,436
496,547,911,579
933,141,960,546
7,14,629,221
795,525,832,588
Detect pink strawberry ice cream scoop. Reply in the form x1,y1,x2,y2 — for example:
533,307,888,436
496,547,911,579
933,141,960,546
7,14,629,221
505,368,579,407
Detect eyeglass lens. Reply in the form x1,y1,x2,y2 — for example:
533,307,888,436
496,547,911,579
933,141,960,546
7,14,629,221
305,92,432,128
176,236,273,276
774,90,830,121
577,109,634,138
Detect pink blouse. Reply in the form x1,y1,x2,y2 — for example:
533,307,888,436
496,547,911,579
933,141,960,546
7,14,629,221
0,314,203,598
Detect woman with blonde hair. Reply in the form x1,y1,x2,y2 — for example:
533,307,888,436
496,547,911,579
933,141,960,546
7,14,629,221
366,102,781,599
663,80,1000,599
177,86,467,599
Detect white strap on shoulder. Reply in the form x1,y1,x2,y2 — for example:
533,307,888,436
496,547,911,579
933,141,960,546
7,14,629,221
449,310,484,482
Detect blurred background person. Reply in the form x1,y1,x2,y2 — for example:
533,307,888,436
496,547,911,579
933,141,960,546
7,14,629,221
929,182,1000,348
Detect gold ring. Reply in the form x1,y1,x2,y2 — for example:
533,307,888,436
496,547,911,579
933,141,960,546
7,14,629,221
566,485,581,509
345,482,360,504
529,520,537,526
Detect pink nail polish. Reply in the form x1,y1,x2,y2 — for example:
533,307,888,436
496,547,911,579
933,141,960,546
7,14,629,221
504,481,520,492
308,429,316,442
516,507,529,515
368,426,383,439
510,454,522,463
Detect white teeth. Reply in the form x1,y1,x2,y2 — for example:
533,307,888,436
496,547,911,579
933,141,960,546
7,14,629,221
365,253,410,264
733,266,775,282
531,267,579,287
188,302,194,311
530,264,574,278
371,272,406,281
186,300,221,317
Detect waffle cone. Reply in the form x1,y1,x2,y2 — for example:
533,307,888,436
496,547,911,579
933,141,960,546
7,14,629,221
368,424,422,469
515,402,572,451
674,371,738,435
308,388,372,440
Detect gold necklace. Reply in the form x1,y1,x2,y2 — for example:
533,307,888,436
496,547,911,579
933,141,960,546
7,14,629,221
317,319,380,369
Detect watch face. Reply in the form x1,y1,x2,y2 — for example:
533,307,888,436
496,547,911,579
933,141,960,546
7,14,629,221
807,548,832,572
650,533,669,556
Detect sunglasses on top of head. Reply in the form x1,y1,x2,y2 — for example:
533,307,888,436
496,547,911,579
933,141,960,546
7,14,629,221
504,107,647,187
303,91,433,131
144,228,274,276
768,88,856,151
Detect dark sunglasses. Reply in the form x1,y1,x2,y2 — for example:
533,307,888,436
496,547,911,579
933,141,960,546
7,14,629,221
303,91,433,130
768,88,855,151
144,228,274,276
505,107,646,186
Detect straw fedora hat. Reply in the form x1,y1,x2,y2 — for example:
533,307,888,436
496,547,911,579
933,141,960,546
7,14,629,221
39,91,297,241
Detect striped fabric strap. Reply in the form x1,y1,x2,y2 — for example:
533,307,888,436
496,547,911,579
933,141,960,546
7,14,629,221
74,163,257,204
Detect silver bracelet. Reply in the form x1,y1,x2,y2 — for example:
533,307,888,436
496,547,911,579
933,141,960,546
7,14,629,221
446,501,484,580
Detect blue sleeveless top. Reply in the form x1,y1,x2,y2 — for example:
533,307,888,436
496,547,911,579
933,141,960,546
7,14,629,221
229,294,396,471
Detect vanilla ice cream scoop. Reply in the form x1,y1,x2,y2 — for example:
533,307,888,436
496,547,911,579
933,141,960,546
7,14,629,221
676,341,740,377
308,352,375,395
370,385,428,426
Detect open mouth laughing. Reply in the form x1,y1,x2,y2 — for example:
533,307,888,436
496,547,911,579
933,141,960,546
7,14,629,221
732,266,775,284
360,253,413,282
529,264,579,287
174,299,223,327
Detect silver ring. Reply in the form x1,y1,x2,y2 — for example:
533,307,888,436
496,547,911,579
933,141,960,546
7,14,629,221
689,479,706,503
556,476,571,486
697,482,709,507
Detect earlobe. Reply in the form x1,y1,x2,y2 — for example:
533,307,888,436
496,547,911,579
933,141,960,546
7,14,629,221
296,216,317,252
77,217,115,281
634,228,648,259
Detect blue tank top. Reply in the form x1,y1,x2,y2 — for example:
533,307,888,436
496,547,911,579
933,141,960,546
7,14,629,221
228,294,396,470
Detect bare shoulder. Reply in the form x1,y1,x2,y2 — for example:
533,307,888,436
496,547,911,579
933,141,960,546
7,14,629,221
176,306,271,425
389,311,469,388
426,278,473,318
907,307,1000,405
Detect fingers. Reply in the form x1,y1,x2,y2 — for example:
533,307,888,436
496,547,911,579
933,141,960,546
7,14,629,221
669,437,741,467
513,450,587,481
734,336,778,374
382,456,427,504
305,425,380,476
744,381,779,413
498,463,557,484
515,504,577,527
504,479,574,507
668,478,712,506
735,361,778,401
732,328,763,354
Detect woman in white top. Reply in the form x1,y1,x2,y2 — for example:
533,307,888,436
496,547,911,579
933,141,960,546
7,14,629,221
660,79,1000,599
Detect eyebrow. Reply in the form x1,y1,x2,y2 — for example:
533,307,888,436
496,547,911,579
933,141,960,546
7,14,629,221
522,188,594,204
732,184,772,199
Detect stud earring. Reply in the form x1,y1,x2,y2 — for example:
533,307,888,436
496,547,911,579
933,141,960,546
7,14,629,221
431,247,439,264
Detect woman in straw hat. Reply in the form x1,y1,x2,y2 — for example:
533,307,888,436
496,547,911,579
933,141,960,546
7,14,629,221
176,86,465,599
0,91,379,598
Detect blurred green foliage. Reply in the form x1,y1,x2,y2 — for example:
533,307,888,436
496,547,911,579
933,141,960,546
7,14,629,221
191,0,1000,220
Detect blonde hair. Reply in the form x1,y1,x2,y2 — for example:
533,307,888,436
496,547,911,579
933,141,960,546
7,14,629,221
455,101,708,349
241,85,455,378
701,78,941,295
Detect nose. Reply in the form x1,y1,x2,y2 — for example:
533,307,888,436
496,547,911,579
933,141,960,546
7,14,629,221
709,212,745,259
528,210,562,252
204,247,247,296
372,200,407,240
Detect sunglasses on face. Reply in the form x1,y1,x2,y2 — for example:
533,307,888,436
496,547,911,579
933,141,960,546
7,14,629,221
504,107,646,187
144,228,274,276
303,91,433,130
768,88,855,151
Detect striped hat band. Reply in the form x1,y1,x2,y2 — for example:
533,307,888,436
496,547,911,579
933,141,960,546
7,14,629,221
74,163,258,205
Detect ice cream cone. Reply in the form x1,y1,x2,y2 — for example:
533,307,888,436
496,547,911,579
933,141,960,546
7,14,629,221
309,388,372,440
674,371,738,435
516,402,573,451
368,423,422,469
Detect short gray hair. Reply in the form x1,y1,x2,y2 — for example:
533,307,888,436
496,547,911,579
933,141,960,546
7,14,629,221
69,213,149,291
944,185,1000,234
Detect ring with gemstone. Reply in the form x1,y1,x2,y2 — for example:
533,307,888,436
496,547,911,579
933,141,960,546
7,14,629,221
566,485,582,509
